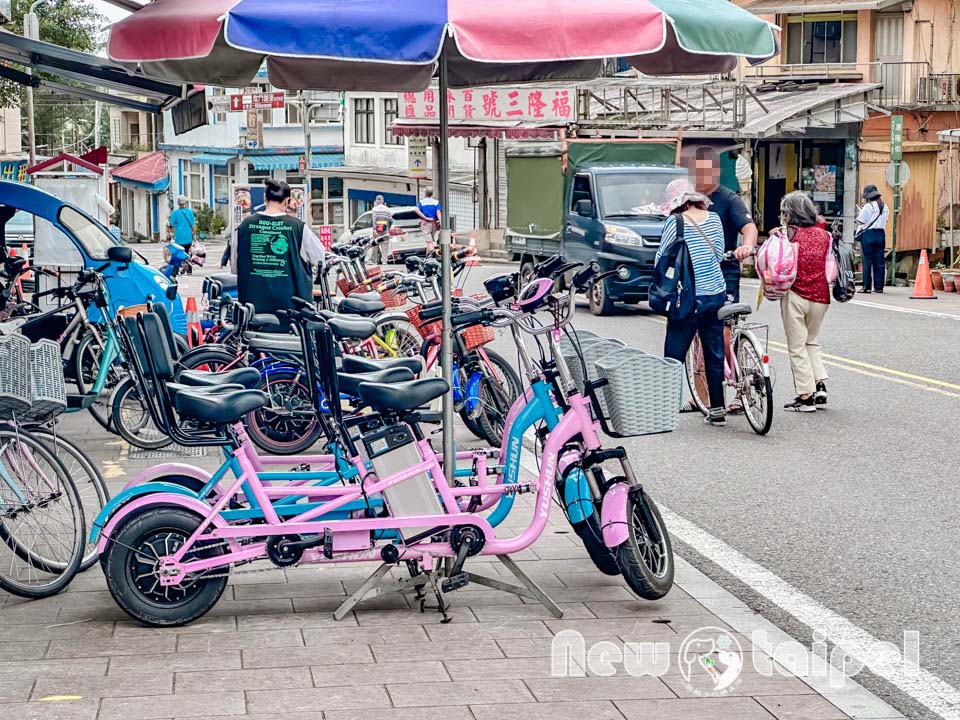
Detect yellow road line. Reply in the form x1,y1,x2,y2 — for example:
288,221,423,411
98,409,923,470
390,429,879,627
767,340,960,392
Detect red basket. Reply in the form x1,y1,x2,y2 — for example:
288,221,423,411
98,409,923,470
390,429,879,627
336,278,357,296
460,325,495,352
365,266,381,279
379,289,407,308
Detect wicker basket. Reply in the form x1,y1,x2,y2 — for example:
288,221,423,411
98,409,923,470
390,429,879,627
0,334,32,418
595,348,683,436
26,339,66,422
336,278,357,297
561,336,626,393
460,325,495,352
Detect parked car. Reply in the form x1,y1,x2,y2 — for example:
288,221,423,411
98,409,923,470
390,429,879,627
345,206,430,263
6,210,35,250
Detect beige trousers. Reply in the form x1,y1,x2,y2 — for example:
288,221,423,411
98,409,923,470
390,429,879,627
780,291,829,396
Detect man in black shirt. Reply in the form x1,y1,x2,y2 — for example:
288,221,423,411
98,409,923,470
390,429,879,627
685,146,758,303
234,180,325,322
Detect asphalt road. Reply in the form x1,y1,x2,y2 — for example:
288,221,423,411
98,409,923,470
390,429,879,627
158,242,957,719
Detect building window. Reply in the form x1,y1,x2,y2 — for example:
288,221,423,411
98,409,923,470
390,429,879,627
286,102,302,126
383,98,403,145
181,160,208,210
786,13,857,65
211,87,227,124
353,98,375,145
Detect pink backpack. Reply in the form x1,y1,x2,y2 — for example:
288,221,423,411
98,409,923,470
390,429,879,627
756,228,797,300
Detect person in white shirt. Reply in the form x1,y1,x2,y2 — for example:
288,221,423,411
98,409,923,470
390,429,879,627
855,184,890,293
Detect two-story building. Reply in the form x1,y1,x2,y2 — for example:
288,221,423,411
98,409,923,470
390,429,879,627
741,0,960,265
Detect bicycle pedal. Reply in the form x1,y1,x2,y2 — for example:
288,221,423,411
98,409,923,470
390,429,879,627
441,572,471,593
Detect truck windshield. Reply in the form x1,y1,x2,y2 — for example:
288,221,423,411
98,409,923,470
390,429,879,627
596,173,676,219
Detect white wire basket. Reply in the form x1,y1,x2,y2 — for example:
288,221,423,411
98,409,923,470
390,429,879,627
595,348,683,437
0,334,31,419
26,339,67,422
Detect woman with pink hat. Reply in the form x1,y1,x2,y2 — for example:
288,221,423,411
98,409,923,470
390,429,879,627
656,179,728,426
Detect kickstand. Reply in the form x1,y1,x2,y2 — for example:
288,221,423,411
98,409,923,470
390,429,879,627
419,569,452,623
332,562,431,621
466,554,564,619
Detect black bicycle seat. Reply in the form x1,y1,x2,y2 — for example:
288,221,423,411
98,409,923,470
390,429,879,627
249,313,282,332
349,291,381,303
338,297,385,316
342,355,422,376
718,303,752,321
245,332,303,355
337,367,414,397
174,388,268,424
358,378,449,413
326,315,377,341
177,366,261,389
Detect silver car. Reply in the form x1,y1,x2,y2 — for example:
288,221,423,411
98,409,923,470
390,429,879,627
6,210,34,249
348,206,430,263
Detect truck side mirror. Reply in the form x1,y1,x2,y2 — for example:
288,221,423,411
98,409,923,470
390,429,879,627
575,199,594,218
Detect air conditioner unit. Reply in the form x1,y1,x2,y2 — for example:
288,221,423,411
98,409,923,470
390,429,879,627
934,75,960,103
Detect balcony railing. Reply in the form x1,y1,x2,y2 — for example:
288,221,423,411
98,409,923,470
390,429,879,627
872,61,932,107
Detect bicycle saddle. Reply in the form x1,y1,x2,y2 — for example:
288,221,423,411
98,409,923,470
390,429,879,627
718,303,752,321
342,355,422,376
348,291,382,303
337,367,414,397
177,366,261,389
173,387,269,424
337,297,385,316
249,313,282,332
325,315,377,341
358,377,449,413
245,332,303,355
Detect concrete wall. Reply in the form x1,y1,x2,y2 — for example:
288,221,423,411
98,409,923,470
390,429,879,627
0,107,20,156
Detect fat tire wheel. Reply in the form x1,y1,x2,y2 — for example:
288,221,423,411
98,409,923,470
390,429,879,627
616,486,674,600
111,378,172,451
589,277,615,316
246,372,321,456
102,506,228,627
572,515,621,576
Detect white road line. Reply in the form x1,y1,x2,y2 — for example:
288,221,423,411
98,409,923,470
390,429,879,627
661,507,960,720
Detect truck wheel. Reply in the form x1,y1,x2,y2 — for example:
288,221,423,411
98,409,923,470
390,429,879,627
589,278,615,316
520,259,535,286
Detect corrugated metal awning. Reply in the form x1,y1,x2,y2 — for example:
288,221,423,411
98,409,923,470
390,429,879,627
193,153,235,167
111,151,169,192
744,0,903,12
247,153,345,172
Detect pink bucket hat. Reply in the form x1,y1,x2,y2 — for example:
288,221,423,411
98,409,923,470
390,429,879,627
660,178,712,215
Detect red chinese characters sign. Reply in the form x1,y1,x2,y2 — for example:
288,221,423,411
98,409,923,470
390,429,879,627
229,91,286,112
401,87,575,122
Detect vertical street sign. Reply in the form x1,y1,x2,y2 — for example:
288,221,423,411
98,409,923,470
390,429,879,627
889,114,904,283
408,136,428,177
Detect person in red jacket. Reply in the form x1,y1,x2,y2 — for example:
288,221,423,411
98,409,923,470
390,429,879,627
779,191,832,413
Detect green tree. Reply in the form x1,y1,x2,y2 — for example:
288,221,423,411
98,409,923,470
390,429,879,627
1,0,107,153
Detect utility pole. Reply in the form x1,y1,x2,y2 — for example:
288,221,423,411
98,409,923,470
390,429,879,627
24,0,47,170
94,101,101,149
300,92,314,227
890,114,904,285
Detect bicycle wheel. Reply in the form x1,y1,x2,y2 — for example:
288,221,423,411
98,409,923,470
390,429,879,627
178,346,240,373
74,330,124,430
111,378,172,451
615,483,674,601
0,427,85,597
30,427,110,572
736,333,773,436
472,349,523,447
245,370,321,455
683,333,710,416
371,314,422,359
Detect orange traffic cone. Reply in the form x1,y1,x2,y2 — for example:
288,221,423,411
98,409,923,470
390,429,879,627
185,296,203,347
910,249,937,299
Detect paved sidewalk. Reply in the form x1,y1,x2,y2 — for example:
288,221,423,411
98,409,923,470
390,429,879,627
0,415,908,720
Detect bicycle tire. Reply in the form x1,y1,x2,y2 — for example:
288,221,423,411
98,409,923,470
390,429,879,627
111,378,173,451
614,482,674,600
737,333,773,436
472,349,523,447
372,313,422,359
683,333,710,416
177,346,242,373
245,370,322,455
74,330,123,431
29,427,110,572
0,427,85,597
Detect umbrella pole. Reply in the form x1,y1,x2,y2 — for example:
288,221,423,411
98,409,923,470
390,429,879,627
439,52,454,484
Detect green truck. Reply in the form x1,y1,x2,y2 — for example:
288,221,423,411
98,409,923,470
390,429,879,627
505,139,686,315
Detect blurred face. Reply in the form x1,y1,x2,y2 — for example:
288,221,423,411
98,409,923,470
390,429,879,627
693,159,721,194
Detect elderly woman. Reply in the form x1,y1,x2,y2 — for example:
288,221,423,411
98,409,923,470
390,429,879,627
779,191,833,412
166,196,197,253
656,179,728,426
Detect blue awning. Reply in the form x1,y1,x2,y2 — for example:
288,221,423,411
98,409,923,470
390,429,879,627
193,153,235,166
247,153,344,172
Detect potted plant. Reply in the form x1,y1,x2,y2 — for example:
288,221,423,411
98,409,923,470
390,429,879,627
194,204,226,240
943,270,956,293
932,263,945,291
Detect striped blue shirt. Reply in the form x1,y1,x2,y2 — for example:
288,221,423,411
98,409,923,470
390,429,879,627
655,212,726,297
